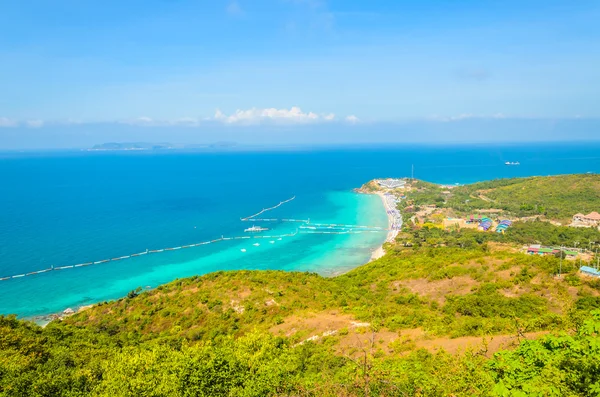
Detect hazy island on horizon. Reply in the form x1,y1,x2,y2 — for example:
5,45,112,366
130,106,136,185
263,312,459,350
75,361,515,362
88,141,239,151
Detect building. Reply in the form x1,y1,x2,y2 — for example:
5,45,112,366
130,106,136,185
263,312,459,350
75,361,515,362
526,245,578,259
377,179,406,189
580,266,600,278
573,211,600,226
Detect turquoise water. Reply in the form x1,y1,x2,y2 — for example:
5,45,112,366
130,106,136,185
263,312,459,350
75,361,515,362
0,144,599,318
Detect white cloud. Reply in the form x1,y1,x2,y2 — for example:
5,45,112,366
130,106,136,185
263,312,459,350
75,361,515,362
213,106,336,124
226,1,243,15
0,117,18,127
119,117,201,127
173,117,201,126
0,109,360,128
431,113,508,122
345,115,360,124
25,120,44,128
120,116,156,126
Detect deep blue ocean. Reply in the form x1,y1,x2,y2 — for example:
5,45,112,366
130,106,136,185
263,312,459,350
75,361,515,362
1,143,599,318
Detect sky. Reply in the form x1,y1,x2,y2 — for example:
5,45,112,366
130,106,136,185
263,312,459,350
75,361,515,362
1,0,599,148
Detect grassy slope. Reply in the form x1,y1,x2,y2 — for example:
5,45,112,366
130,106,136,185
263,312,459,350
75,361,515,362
446,174,600,222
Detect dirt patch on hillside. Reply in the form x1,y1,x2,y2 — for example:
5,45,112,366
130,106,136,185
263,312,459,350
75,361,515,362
399,276,480,303
415,331,549,355
495,266,521,280
270,311,362,338
336,328,549,357
498,285,528,298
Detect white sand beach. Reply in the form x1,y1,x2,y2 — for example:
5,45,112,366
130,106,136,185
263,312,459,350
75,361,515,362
370,191,401,261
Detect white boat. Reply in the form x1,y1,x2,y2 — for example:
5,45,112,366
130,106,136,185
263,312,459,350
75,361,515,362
269,240,275,244
505,161,520,166
240,249,247,252
277,238,282,241
244,225,269,232
253,243,260,246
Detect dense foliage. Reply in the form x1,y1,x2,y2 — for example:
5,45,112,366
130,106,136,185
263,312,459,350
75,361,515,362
445,174,600,222
2,308,600,396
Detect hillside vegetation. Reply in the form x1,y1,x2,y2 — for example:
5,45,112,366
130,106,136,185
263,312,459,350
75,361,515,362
398,174,600,223
2,174,600,396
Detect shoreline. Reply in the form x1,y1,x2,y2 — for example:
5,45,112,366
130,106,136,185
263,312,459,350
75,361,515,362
25,186,395,324
370,191,400,261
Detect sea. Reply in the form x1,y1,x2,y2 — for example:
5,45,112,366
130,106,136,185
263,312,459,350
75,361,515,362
1,143,599,319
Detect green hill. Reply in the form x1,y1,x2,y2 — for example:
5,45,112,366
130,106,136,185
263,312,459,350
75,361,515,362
446,174,600,222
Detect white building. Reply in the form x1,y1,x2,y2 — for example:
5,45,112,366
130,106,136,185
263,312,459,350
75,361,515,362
377,179,406,189
573,212,600,226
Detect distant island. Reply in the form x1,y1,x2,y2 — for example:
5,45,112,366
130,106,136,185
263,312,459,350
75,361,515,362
87,141,238,151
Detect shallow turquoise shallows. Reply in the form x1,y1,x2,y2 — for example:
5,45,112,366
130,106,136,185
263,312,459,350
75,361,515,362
1,143,599,318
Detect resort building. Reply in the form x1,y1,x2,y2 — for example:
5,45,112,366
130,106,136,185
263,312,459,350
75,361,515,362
377,179,407,189
580,266,600,278
526,245,578,259
572,211,600,226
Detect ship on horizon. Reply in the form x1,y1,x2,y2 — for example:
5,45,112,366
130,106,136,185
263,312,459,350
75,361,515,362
505,161,520,166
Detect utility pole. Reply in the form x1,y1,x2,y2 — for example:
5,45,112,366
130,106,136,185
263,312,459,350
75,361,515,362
559,246,563,278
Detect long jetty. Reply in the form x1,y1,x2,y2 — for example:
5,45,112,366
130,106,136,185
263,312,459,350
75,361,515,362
240,196,296,221
0,230,298,282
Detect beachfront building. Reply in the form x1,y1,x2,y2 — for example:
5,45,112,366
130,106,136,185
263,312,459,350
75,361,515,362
572,212,600,226
377,179,407,189
526,245,578,259
580,266,600,278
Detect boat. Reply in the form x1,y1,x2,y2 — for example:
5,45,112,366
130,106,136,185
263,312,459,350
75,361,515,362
277,238,282,241
240,249,247,252
270,240,275,244
244,225,269,233
505,161,520,166
253,243,260,246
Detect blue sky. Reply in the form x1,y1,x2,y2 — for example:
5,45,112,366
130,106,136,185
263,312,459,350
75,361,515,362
1,0,599,147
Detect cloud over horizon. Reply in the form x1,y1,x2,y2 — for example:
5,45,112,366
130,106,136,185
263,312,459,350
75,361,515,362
114,107,359,127
0,117,18,128
0,117,45,128
214,106,345,124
